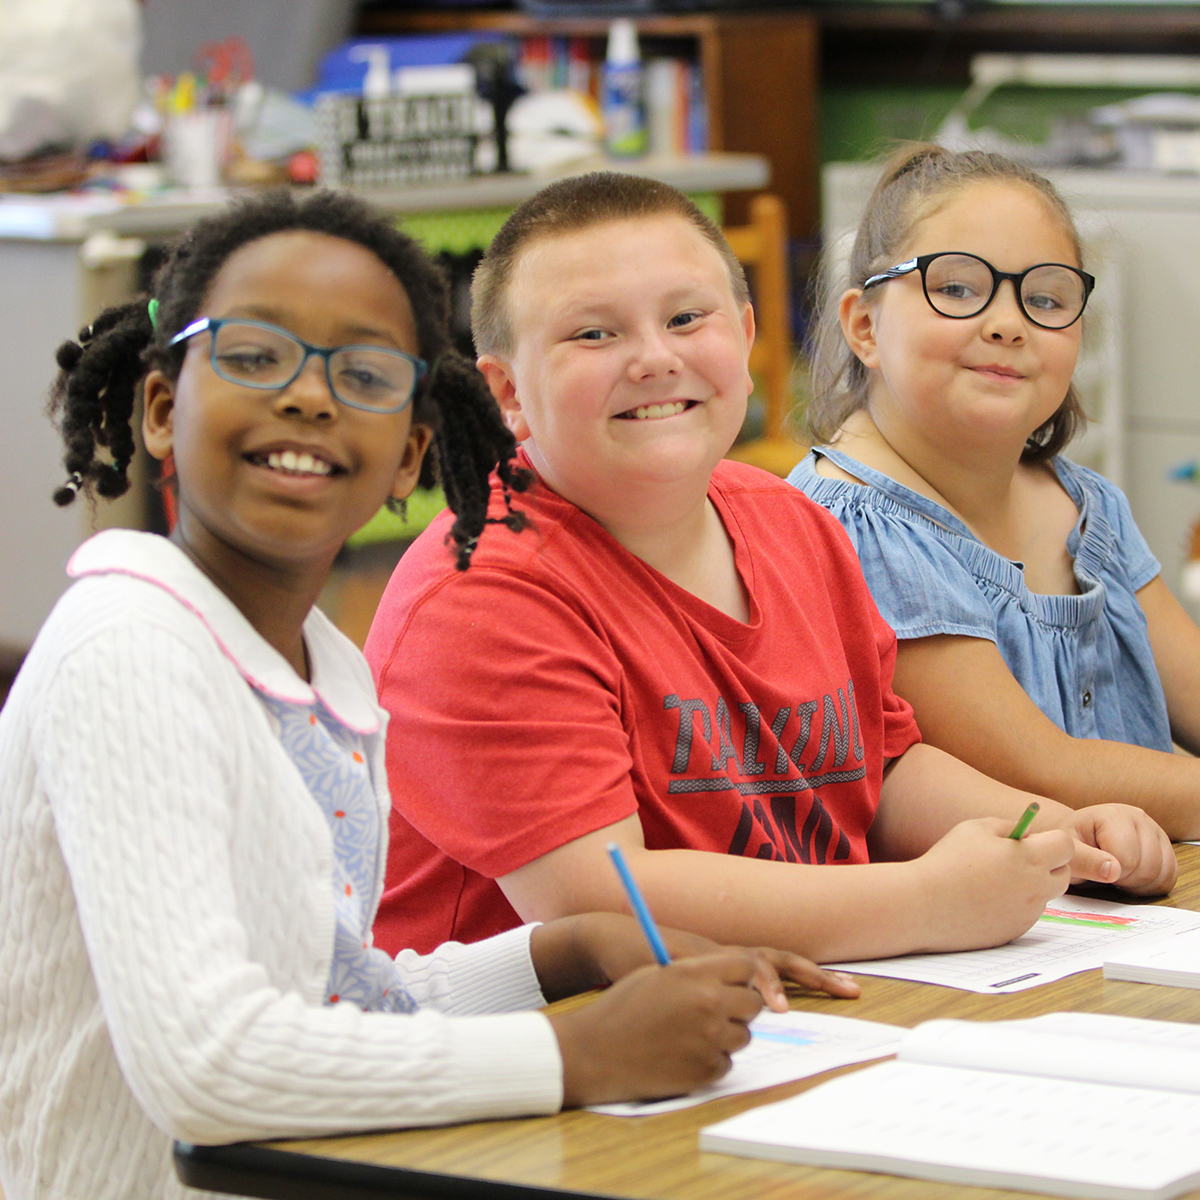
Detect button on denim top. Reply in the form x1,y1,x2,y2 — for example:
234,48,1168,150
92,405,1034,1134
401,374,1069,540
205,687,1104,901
789,447,1172,750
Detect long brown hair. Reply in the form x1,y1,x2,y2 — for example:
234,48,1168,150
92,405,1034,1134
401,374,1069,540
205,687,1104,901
806,143,1087,462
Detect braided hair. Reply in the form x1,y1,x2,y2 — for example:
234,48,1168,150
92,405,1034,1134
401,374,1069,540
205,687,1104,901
49,188,528,568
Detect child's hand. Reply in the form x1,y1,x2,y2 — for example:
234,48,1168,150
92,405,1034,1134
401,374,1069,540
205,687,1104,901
652,925,860,1008
913,818,1074,951
1057,804,1177,895
530,914,859,1007
547,951,764,1107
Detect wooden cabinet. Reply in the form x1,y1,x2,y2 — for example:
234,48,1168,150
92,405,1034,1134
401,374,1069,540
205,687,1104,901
355,9,819,236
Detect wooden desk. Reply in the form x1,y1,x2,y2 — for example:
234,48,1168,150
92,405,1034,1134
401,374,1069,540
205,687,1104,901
176,845,1200,1200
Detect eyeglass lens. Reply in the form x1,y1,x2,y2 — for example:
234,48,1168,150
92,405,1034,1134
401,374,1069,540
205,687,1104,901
211,321,418,409
923,254,1087,329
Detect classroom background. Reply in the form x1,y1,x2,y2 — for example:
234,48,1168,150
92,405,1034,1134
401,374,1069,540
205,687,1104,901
8,0,1200,709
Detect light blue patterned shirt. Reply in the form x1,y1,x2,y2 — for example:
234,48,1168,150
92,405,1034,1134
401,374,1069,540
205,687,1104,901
789,447,1172,750
259,693,417,1012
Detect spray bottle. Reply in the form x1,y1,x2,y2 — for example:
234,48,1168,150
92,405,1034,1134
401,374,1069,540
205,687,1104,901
349,44,391,140
602,19,646,159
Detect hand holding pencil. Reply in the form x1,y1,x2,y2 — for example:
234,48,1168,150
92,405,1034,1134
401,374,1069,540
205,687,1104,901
603,842,858,1007
530,845,857,1108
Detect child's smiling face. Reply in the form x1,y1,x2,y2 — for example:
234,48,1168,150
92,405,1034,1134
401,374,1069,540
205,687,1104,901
143,230,431,577
477,214,754,519
844,180,1083,458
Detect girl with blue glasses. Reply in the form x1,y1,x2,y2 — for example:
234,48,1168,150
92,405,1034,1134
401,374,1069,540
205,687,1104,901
0,188,848,1200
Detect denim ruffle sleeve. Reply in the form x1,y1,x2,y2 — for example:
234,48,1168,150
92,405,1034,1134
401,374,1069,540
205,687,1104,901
788,453,1003,644
1074,459,1159,594
788,448,1172,751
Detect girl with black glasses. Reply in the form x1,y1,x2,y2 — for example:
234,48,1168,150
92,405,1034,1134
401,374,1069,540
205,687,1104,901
794,142,1200,843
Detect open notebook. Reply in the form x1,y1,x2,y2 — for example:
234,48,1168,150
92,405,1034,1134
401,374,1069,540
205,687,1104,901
701,1012,1200,1200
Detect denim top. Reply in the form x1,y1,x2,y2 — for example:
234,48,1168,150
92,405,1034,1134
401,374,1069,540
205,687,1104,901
788,447,1172,750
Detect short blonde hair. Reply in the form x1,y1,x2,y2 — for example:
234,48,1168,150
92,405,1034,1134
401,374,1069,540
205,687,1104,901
806,143,1087,463
471,171,749,357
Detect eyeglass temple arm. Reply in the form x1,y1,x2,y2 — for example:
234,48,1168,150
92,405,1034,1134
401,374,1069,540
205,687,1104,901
862,259,919,290
168,317,213,347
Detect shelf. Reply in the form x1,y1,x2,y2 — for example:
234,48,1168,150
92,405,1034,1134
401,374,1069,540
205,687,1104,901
355,9,820,235
821,5,1200,85
818,5,1200,39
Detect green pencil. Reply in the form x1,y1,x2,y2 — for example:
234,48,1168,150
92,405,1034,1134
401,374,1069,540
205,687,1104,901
1007,801,1040,840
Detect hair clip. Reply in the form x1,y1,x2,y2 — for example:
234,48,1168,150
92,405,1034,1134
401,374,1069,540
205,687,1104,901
63,471,84,496
147,298,159,332
78,324,95,345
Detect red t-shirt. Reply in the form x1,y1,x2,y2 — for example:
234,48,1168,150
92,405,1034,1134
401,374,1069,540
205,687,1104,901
366,458,920,955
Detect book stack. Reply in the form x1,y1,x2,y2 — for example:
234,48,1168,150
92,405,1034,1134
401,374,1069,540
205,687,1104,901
516,36,706,155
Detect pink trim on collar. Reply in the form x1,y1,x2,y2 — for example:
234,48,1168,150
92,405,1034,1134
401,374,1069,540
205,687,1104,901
68,542,381,736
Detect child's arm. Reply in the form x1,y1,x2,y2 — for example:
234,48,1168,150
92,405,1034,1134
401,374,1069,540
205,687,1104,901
530,916,862,1106
892,628,1200,841
498,809,1077,964
866,741,1176,895
527,913,860,1005
497,744,1174,964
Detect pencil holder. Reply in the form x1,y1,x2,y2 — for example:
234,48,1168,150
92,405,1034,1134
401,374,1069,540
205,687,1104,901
316,92,479,188
164,109,233,189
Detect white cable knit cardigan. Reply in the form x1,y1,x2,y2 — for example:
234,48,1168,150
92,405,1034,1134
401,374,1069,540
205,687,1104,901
0,530,562,1200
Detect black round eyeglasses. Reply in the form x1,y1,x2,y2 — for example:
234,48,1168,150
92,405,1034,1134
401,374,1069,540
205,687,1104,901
861,252,1095,330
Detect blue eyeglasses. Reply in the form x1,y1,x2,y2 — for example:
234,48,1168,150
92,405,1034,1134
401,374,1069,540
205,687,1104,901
169,317,428,414
862,252,1095,331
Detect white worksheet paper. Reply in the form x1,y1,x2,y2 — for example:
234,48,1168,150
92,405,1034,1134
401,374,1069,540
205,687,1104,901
588,1010,903,1116
831,894,1200,993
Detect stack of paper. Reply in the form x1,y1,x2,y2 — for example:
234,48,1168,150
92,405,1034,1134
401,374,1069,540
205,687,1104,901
1104,923,1200,988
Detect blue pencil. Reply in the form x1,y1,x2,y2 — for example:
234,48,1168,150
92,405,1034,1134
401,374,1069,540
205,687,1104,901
606,842,672,966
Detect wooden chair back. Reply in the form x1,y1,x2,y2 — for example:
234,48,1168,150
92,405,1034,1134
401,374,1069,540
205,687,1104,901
722,192,794,442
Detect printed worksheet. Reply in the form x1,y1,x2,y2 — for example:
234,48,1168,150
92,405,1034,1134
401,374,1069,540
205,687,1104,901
831,894,1200,993
588,1010,903,1116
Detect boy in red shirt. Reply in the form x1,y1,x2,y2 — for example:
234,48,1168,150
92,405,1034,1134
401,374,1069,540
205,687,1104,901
366,172,1174,959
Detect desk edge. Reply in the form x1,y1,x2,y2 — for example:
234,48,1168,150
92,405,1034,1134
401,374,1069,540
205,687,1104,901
174,1139,618,1200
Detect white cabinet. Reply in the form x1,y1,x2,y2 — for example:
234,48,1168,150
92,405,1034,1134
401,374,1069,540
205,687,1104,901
0,239,139,654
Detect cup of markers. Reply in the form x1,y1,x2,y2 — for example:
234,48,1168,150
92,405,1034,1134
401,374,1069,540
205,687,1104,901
159,42,255,189
164,111,232,189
